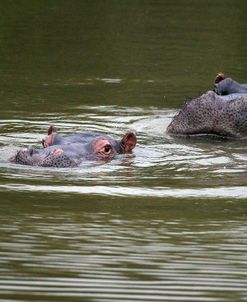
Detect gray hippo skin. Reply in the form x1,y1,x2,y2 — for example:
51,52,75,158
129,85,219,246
10,127,137,167
167,74,247,139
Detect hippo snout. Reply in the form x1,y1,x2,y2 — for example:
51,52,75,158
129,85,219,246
11,147,34,165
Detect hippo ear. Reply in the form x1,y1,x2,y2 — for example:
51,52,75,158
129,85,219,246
214,73,227,94
214,72,226,84
42,125,57,148
47,125,57,135
121,132,137,152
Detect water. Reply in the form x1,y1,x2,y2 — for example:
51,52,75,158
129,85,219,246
0,1,247,301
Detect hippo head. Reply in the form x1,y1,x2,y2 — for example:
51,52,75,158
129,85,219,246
10,129,137,168
214,73,247,95
42,125,136,152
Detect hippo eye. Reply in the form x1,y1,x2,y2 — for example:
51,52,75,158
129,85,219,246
94,139,114,158
103,144,112,154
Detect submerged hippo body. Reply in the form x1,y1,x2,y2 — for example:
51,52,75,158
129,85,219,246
10,128,137,167
167,74,247,139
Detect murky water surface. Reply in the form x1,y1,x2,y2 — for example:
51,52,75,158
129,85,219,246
0,1,247,301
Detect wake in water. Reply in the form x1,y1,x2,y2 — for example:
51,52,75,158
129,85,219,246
0,106,246,198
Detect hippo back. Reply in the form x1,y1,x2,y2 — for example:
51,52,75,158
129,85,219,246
166,91,247,139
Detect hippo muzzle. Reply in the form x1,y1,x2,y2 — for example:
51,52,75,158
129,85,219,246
11,145,77,168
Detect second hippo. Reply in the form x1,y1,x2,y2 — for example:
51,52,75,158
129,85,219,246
167,74,247,139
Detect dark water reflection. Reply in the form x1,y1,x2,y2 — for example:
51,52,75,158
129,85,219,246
1,1,247,301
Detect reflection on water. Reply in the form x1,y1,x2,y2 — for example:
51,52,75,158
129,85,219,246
0,201,247,302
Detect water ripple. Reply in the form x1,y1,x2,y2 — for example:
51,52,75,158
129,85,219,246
1,106,247,199
0,216,247,301
0,183,246,199
1,106,247,302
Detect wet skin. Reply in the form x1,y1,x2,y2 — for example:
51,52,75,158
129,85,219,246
167,74,247,139
10,128,137,167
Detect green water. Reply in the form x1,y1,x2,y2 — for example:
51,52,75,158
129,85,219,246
0,1,247,301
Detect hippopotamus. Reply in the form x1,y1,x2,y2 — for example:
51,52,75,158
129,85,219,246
10,126,137,167
166,73,247,139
